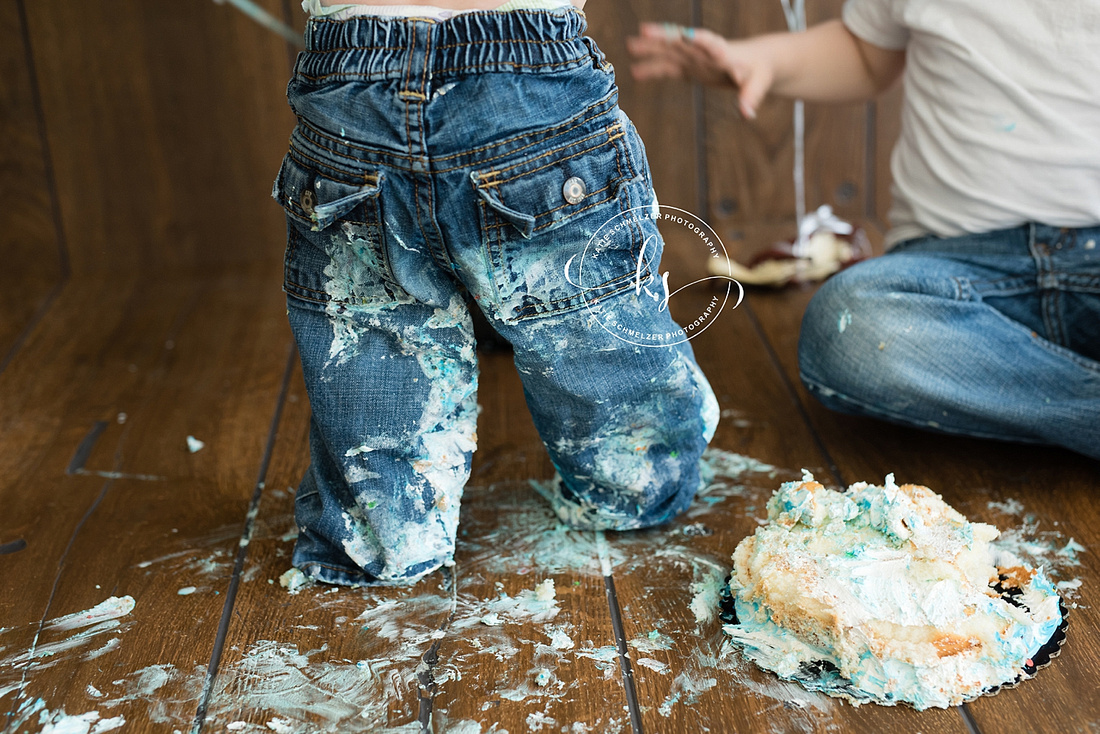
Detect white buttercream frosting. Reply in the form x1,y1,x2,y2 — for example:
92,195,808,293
724,473,1062,709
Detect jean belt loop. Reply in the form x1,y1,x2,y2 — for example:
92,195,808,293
399,20,432,100
581,35,610,72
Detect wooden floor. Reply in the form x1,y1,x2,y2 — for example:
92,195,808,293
2,1,1097,732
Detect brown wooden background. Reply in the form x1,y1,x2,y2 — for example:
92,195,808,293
2,1,1096,733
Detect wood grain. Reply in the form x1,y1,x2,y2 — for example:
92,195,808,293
586,0,700,215
208,352,633,732
0,275,294,731
0,1,66,368
21,0,294,278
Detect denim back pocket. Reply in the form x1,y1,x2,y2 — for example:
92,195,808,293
273,152,395,307
471,117,646,322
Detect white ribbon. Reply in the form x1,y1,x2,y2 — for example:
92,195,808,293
798,204,854,246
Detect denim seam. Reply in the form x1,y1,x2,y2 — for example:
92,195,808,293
283,283,325,303
283,286,327,305
347,215,403,295
284,228,302,294
510,275,633,319
284,146,385,187
989,298,1100,374
294,91,615,169
303,45,405,53
511,173,643,318
424,132,455,273
296,58,585,83
800,372,1048,445
1060,275,1100,291
299,560,372,581
306,8,576,27
1048,287,1068,347
512,277,635,320
420,28,432,93
952,276,971,301
432,37,579,50
478,190,639,321
475,123,622,182
480,199,508,305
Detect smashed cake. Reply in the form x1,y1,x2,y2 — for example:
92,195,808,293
724,472,1063,709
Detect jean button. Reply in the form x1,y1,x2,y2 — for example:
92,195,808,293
563,176,586,204
301,190,316,215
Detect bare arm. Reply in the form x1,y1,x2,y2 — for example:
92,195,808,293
628,19,905,118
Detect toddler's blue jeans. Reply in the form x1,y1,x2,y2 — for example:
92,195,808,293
799,223,1100,460
273,10,718,585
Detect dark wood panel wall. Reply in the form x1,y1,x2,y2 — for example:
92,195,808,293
0,2,67,366
3,0,898,287
14,0,296,281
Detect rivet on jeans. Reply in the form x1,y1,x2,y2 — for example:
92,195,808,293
563,176,586,205
301,189,316,215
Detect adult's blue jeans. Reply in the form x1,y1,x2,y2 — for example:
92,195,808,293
799,223,1100,460
273,10,718,585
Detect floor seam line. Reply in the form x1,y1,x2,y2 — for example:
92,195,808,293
958,703,983,734
598,532,644,734
189,343,297,734
3,474,116,726
2,0,74,379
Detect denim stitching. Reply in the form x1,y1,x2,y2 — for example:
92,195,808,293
302,45,406,53
420,25,432,94
479,199,507,304
476,128,622,184
513,277,635,320
799,373,1050,444
284,285,327,304
432,38,578,49
294,92,616,169
533,190,618,232
296,57,585,83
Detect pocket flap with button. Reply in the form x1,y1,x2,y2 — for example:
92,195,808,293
272,154,384,232
470,123,635,239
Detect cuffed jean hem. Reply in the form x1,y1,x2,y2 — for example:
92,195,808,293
294,556,450,587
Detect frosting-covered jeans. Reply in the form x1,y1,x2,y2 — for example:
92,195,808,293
273,10,718,585
799,223,1100,460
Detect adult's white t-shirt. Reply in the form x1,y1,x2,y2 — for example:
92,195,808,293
842,0,1100,248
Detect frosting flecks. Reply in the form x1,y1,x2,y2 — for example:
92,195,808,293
725,474,1062,710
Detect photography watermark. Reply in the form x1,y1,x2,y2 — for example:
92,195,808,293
564,204,742,347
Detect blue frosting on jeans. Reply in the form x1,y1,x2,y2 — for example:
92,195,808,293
274,9,718,585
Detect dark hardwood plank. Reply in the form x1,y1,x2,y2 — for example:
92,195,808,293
0,1,66,368
749,278,1100,734
22,0,294,277
0,274,294,731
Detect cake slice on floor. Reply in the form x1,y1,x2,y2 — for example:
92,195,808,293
724,472,1063,709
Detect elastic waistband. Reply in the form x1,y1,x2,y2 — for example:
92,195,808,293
296,9,600,87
